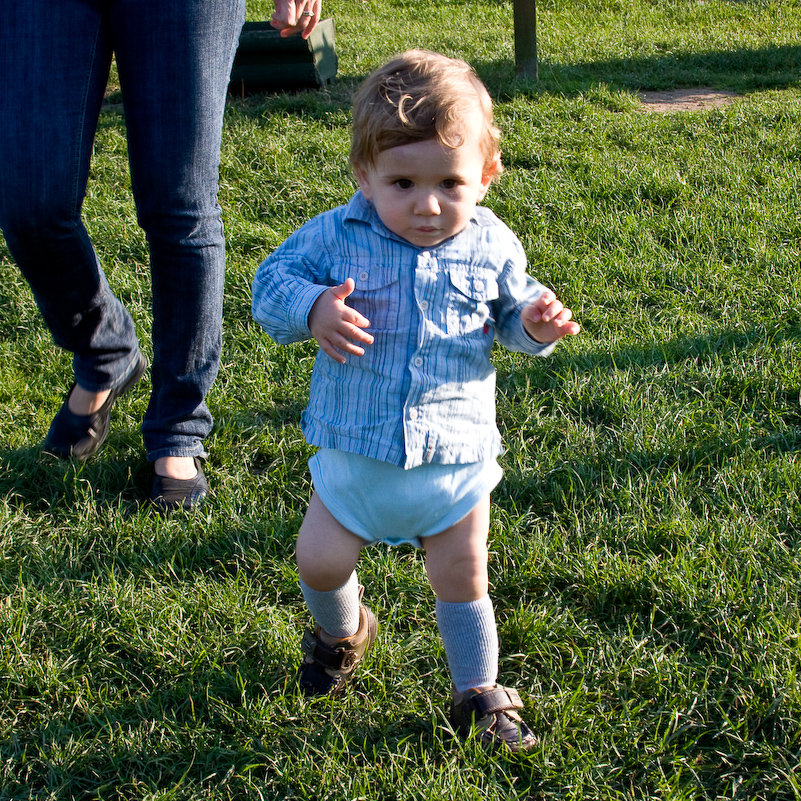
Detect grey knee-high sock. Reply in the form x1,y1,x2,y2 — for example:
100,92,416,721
436,595,499,694
299,571,361,638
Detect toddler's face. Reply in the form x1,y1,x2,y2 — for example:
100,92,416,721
353,133,498,248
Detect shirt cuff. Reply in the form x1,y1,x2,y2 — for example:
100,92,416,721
507,318,558,356
287,283,331,339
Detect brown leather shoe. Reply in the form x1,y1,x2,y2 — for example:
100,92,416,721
298,590,378,696
451,685,537,752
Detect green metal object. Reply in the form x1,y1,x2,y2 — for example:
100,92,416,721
229,18,338,95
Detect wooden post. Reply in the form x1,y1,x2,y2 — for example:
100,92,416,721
513,0,538,79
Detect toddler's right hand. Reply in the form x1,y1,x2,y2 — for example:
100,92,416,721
309,278,374,364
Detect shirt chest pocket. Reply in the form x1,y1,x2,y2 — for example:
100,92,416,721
446,268,499,336
331,261,401,333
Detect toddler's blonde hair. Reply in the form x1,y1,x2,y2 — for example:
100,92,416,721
350,49,501,174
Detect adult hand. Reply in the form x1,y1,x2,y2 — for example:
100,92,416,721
271,0,322,38
309,278,374,363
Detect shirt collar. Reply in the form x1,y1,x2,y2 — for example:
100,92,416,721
343,190,399,242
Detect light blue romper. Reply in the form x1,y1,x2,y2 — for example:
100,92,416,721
309,448,503,548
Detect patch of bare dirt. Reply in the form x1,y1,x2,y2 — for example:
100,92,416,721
637,87,742,112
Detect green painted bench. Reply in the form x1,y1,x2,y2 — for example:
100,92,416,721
229,3,536,96
229,18,337,95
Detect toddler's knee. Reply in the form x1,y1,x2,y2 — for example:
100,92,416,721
296,559,349,593
427,550,489,602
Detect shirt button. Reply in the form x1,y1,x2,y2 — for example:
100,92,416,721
357,270,369,282
413,356,423,367
408,408,418,420
419,300,429,312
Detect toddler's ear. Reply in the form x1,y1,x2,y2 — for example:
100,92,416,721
352,161,374,200
478,156,502,199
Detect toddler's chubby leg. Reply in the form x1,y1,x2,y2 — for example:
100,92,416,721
422,494,491,603
423,496,494,692
296,491,364,591
295,492,377,696
423,495,536,752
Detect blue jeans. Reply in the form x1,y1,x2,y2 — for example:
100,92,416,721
0,0,245,460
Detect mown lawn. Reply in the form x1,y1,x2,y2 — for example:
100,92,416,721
1,1,800,798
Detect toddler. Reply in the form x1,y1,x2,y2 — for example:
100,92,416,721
252,49,580,751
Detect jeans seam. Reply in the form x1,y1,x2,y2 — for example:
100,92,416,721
71,16,106,225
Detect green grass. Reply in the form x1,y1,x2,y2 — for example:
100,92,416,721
1,0,801,798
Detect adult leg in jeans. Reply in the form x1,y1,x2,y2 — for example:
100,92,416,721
0,2,141,404
0,0,244,506
111,0,245,498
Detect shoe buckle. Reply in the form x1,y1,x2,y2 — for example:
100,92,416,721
465,686,524,718
301,629,351,671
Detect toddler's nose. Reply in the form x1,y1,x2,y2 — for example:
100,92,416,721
415,192,441,215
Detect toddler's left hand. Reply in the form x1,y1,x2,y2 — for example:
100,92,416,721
521,289,581,343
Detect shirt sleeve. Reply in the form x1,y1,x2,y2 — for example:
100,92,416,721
251,219,331,345
491,231,557,357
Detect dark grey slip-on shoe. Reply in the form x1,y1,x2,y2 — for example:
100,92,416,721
149,456,209,511
44,351,148,461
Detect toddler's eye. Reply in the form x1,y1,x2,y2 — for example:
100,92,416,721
441,179,457,189
396,179,413,189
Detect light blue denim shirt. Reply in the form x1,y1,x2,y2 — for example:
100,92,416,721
252,191,555,469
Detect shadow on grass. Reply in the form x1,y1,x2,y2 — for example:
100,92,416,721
0,446,151,513
0,463,299,586
227,42,801,120
0,662,289,796
496,319,801,583
514,42,801,96
0,694,454,798
567,318,801,374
